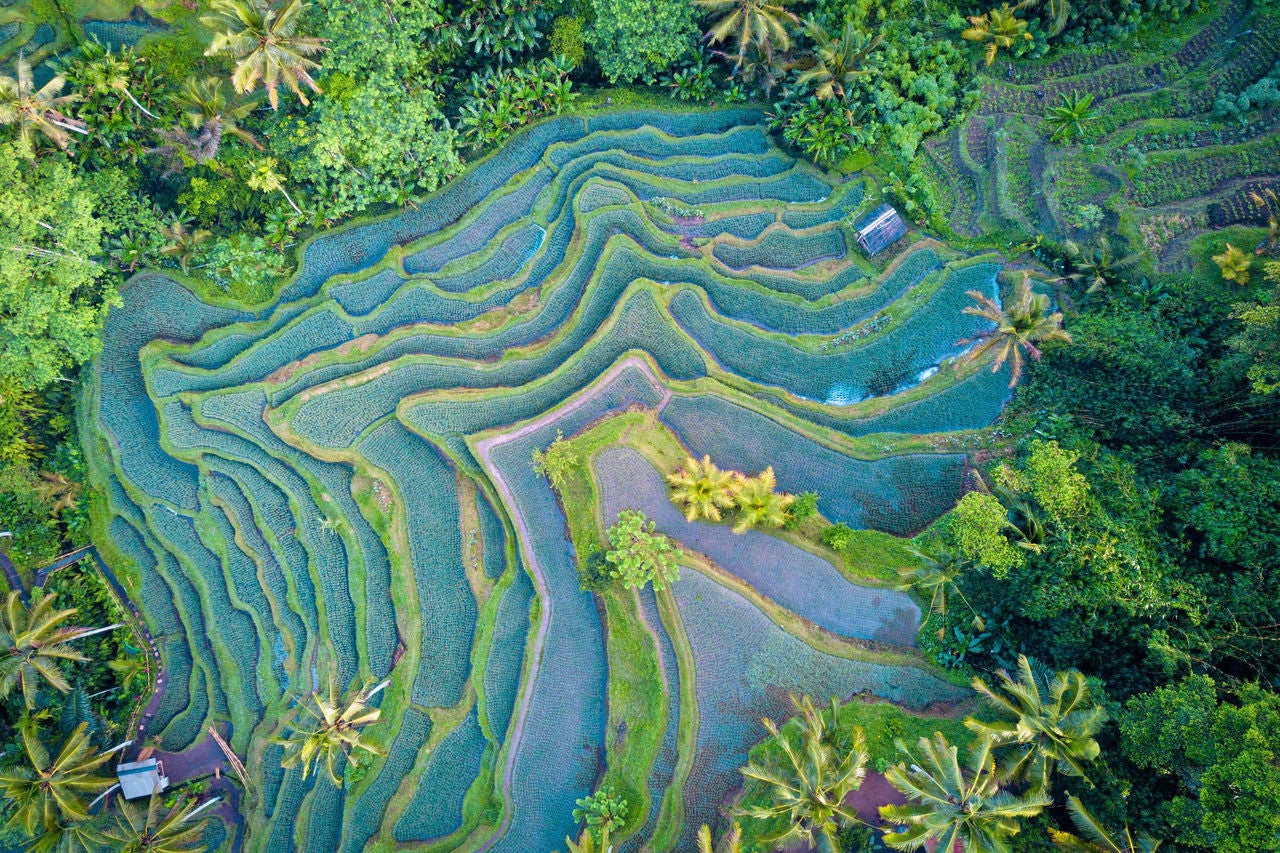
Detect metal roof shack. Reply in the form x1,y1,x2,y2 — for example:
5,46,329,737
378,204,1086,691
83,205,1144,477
853,204,907,257
116,758,169,800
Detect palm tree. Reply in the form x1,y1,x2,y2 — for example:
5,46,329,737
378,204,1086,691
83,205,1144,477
247,157,304,215
958,273,1072,388
738,695,868,852
0,723,114,835
174,76,263,152
108,653,149,695
1248,188,1279,255
201,0,326,110
1043,92,1099,144
698,823,742,853
965,655,1105,792
0,591,105,708
102,788,219,852
1212,243,1252,285
1049,795,1162,853
160,217,212,274
276,681,387,784
695,0,798,69
667,456,739,522
880,732,1050,852
1064,237,1137,294
962,2,1035,67
896,547,982,628
731,467,794,534
796,18,882,100
74,38,158,119
25,814,104,853
0,54,88,150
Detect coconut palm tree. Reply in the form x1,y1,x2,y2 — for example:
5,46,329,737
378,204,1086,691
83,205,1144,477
1064,237,1138,294
695,0,799,69
1049,795,1162,853
796,18,883,100
73,38,158,119
965,655,1106,792
173,76,263,153
0,591,104,708
276,681,387,784
201,0,326,110
880,732,1051,852
958,273,1073,388
25,814,104,853
738,695,868,852
160,217,213,273
1043,92,1099,144
667,455,739,522
896,547,982,628
962,2,1035,66
0,723,114,835
1212,243,1252,285
101,787,219,853
730,467,794,534
0,53,87,150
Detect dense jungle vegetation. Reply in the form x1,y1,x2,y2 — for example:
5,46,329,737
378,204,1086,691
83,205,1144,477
1,0,1279,850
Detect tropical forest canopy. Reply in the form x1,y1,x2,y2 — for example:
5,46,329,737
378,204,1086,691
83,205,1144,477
0,0,1278,851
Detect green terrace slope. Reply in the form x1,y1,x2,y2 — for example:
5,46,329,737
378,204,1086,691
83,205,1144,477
88,109,1011,852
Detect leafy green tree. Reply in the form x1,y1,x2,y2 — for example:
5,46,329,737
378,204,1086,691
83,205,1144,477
1229,261,1280,395
965,655,1106,792
944,492,1024,578
0,723,113,836
731,466,794,534
532,430,580,495
738,695,868,852
1121,677,1280,852
0,146,118,390
0,591,95,707
696,0,798,68
783,491,819,529
962,2,1035,66
796,18,883,100
605,509,681,591
101,788,215,852
1048,794,1162,853
275,77,459,219
202,0,326,110
959,273,1073,387
550,15,587,68
0,54,87,151
276,682,386,784
1043,92,1100,143
586,0,699,83
666,455,739,522
572,786,628,843
880,732,1050,852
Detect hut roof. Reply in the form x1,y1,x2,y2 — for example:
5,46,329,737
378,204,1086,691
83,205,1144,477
854,204,907,256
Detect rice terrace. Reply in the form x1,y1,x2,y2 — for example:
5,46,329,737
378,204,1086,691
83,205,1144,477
2,0,1279,852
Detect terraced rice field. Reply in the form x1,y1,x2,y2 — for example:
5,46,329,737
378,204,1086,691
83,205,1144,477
89,109,1011,851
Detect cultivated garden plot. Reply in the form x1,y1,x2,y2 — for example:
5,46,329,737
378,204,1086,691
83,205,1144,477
89,109,1011,851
